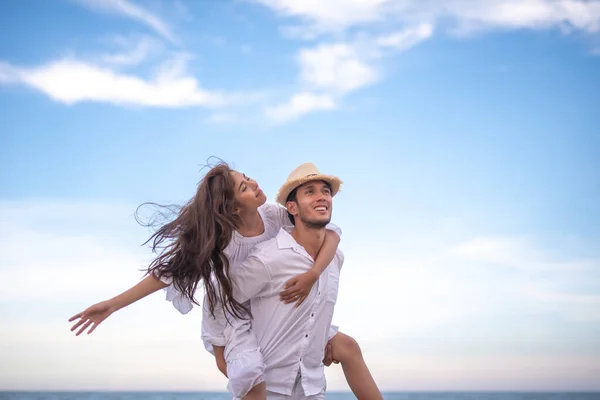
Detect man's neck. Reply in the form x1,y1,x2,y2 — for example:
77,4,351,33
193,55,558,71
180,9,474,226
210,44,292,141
291,224,326,260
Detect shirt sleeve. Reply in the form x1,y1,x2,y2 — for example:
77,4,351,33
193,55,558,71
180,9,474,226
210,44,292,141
325,222,342,238
156,273,172,285
201,290,227,354
231,253,272,303
269,202,294,229
152,270,194,315
328,324,339,341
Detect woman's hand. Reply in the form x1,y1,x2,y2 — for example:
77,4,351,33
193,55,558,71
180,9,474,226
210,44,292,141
68,300,116,336
280,269,319,307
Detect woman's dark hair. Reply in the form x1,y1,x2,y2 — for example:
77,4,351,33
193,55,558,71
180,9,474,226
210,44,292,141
136,161,250,320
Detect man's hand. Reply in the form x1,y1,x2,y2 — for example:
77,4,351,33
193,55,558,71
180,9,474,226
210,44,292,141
213,346,228,378
323,341,340,367
280,270,319,307
216,356,228,378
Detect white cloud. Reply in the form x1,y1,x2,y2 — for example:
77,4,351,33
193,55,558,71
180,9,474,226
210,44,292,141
256,1,600,123
453,235,597,272
265,92,336,123
0,62,18,83
99,36,160,67
265,24,432,122
298,43,379,93
252,0,390,32
451,235,600,323
0,57,251,108
253,0,600,36
521,286,600,305
77,0,176,42
445,0,600,34
376,23,434,50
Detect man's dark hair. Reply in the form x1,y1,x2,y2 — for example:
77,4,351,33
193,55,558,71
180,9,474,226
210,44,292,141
285,180,332,225
286,187,299,225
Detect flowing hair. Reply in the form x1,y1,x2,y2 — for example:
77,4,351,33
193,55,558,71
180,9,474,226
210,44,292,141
137,161,250,320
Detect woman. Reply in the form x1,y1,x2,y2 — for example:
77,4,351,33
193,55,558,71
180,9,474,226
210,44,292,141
69,161,382,400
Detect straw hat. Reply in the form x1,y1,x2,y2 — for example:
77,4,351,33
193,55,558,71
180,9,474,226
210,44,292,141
276,162,342,206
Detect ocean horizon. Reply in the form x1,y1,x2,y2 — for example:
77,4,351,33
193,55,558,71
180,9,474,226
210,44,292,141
1,391,599,400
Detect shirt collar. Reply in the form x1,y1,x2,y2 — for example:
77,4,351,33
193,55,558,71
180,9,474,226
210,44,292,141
276,227,317,262
276,227,297,250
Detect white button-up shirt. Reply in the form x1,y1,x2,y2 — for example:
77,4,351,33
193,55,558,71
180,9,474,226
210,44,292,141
198,204,341,358
231,227,344,396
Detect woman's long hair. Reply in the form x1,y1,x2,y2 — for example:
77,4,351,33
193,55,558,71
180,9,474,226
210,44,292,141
137,161,249,320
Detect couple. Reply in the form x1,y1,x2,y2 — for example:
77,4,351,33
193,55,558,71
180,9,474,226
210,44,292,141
69,161,382,400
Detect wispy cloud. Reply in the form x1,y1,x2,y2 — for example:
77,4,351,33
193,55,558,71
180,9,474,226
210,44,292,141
76,0,176,43
265,92,336,123
450,235,600,323
0,56,256,108
253,0,600,36
251,0,389,33
265,24,432,122
453,235,597,272
375,23,435,50
521,286,600,305
255,0,600,123
0,200,147,302
98,36,161,67
298,43,379,94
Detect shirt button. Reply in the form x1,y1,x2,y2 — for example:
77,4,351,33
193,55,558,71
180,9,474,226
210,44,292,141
305,334,309,338
311,313,314,317
318,291,321,295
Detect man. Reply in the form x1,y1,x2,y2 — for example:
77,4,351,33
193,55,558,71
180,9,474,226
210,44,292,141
230,162,344,399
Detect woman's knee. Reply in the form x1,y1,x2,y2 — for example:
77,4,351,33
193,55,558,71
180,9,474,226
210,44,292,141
331,332,362,361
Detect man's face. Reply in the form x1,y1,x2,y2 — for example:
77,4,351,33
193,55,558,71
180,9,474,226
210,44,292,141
288,180,332,228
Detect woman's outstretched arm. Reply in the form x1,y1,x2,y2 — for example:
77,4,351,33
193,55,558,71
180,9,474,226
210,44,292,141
68,274,168,335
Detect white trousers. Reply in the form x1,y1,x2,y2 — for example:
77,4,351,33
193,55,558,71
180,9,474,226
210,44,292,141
266,373,326,400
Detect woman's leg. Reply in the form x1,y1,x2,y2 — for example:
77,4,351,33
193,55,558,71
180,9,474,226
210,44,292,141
329,331,383,400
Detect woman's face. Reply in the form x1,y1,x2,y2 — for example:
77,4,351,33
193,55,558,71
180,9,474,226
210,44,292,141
230,170,267,211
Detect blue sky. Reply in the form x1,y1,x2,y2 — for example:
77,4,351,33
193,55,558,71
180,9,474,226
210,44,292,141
1,0,599,392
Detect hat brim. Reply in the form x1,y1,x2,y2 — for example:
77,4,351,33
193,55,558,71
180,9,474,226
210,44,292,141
276,174,342,206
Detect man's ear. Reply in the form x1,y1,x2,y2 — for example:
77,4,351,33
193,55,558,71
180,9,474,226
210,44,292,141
286,201,298,217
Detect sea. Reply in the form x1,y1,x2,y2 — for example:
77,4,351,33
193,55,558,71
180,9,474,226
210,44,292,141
1,393,599,400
